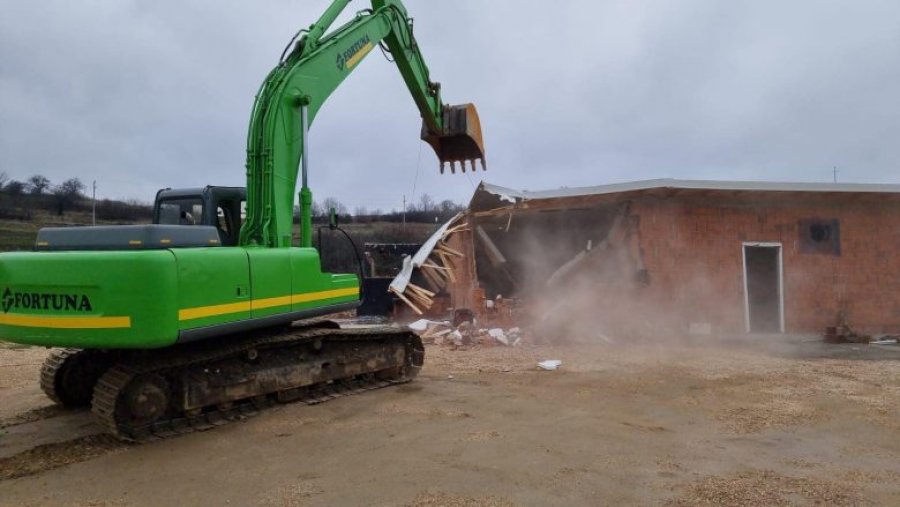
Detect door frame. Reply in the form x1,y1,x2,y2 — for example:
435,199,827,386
741,242,785,333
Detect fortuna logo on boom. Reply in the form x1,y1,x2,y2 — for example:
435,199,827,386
1,288,93,314
335,35,372,71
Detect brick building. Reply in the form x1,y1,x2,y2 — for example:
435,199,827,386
432,179,900,337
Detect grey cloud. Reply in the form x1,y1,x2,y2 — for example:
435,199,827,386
1,1,898,210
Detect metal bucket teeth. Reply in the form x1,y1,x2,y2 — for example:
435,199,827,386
423,103,486,174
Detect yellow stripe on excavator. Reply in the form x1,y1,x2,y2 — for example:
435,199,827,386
177,287,359,321
0,314,132,329
345,42,374,69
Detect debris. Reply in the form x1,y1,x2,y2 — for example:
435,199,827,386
544,207,627,288
389,213,468,314
537,360,562,371
475,225,507,266
408,319,431,332
824,321,871,344
871,336,899,345
488,328,508,346
452,309,475,327
420,319,526,350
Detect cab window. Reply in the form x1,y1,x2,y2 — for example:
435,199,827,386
158,199,203,226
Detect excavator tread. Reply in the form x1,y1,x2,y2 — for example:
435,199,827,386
39,348,79,405
40,348,109,407
91,324,423,442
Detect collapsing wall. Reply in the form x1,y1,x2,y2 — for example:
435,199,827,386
465,202,651,338
388,192,658,340
393,180,900,339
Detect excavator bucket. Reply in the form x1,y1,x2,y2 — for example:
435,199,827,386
422,103,486,174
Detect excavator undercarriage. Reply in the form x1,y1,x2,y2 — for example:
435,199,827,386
41,321,424,441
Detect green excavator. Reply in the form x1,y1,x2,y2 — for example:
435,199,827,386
0,0,485,440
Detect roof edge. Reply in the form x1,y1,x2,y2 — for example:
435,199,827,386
474,178,900,204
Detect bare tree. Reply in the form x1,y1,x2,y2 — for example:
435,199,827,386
353,206,368,217
439,199,462,215
417,193,435,213
5,180,26,197
52,178,85,216
311,200,325,218
27,175,51,195
322,197,348,216
0,172,8,190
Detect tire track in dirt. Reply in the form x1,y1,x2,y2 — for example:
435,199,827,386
0,434,128,481
0,406,70,430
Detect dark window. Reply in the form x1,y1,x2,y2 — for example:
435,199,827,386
158,198,203,226
798,218,840,255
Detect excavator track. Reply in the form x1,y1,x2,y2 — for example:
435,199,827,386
90,323,424,442
41,348,110,407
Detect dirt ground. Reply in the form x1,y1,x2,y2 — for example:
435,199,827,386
1,336,899,506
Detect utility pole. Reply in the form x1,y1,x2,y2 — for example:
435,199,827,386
402,194,406,232
833,166,838,184
92,180,97,225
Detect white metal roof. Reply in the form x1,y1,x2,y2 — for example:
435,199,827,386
476,178,900,203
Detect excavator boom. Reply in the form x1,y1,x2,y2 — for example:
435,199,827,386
241,0,486,249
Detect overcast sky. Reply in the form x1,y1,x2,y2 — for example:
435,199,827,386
1,1,898,211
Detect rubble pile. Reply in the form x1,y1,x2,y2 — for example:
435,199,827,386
389,214,468,315
824,320,899,345
408,319,525,348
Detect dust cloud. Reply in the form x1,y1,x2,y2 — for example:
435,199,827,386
474,207,739,349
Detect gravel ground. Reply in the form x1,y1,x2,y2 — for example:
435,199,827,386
1,336,899,506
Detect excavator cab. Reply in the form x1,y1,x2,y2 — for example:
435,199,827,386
153,186,246,246
422,103,486,174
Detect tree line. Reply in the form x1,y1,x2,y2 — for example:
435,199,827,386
0,173,151,221
303,193,466,225
1,172,467,224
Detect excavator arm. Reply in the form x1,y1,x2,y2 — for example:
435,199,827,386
241,0,485,249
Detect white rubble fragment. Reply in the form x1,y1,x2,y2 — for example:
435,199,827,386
389,213,465,294
512,337,522,347
449,330,464,346
408,319,431,332
488,328,509,346
537,359,562,371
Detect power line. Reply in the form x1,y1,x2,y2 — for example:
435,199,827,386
410,142,423,207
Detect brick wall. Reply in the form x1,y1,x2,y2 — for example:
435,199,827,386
632,192,900,334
